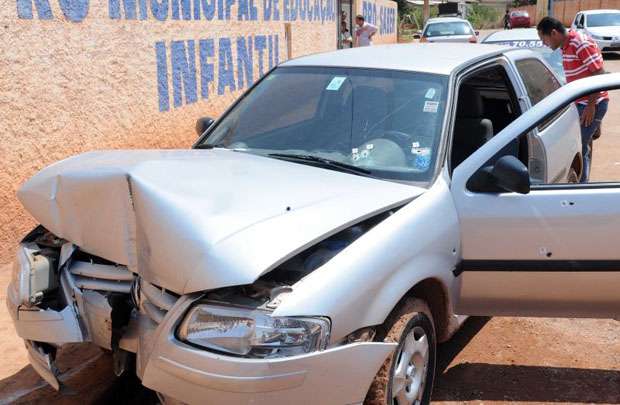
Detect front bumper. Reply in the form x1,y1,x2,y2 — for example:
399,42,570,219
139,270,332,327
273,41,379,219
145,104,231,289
8,255,396,404
6,278,84,344
593,38,620,52
140,296,397,405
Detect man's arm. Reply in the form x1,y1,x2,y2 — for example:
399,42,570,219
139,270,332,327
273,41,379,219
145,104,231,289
581,67,605,126
576,42,606,126
368,23,378,39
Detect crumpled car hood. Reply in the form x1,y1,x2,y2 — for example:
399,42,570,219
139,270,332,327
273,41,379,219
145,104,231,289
18,149,424,294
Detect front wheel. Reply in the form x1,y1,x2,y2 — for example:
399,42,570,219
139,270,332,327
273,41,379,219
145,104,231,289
365,298,436,405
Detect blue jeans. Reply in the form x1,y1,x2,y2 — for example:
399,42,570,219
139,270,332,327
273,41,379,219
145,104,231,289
577,100,608,183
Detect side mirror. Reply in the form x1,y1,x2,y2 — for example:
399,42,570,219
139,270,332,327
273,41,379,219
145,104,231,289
468,155,531,194
195,117,215,137
475,30,479,36
492,155,530,194
413,32,421,39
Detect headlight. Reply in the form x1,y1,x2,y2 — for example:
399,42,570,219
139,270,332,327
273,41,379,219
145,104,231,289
11,243,56,307
178,303,330,358
11,246,31,305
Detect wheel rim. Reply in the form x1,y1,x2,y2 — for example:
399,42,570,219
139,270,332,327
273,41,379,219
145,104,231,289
391,326,429,405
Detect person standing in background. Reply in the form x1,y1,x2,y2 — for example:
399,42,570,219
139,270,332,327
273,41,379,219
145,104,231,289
354,15,377,47
340,21,353,48
537,16,608,183
503,9,510,30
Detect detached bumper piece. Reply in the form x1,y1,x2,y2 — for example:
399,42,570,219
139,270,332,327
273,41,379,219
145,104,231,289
25,340,61,390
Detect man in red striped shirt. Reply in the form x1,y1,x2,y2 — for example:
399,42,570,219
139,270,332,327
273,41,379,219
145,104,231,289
538,16,608,183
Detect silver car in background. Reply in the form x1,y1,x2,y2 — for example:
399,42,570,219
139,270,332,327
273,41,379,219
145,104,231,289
417,17,479,43
572,9,620,53
482,28,565,82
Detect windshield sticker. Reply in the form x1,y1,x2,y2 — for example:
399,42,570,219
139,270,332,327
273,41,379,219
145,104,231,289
412,141,420,148
411,147,432,171
423,101,439,113
425,88,436,99
326,76,347,91
366,143,374,150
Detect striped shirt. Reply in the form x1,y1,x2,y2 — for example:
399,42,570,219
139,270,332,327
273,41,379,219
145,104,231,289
562,30,608,105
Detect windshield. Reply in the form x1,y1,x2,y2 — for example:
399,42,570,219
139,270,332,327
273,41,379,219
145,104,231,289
199,67,449,184
511,11,528,17
587,13,620,27
424,22,473,37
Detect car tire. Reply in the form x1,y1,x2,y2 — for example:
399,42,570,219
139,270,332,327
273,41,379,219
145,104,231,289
567,167,579,183
364,298,436,405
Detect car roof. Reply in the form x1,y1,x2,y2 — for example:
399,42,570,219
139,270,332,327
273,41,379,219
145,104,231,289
483,28,539,42
425,17,469,24
580,9,620,15
281,43,513,75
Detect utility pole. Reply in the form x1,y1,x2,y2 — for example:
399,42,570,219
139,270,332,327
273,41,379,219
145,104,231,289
536,0,548,22
423,0,430,24
548,0,554,17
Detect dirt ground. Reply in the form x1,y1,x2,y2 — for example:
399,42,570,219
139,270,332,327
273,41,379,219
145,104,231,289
1,51,619,405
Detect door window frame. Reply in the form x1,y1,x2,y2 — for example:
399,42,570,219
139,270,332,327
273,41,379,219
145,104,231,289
447,57,528,175
458,79,620,193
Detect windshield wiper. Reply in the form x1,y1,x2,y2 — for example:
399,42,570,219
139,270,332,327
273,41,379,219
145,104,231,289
194,143,228,150
268,153,372,176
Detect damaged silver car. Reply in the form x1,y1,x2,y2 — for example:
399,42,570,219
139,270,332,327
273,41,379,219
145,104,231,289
9,44,620,405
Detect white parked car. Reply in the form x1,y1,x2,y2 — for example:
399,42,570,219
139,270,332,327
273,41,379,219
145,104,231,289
417,17,479,43
9,44,595,405
572,9,620,53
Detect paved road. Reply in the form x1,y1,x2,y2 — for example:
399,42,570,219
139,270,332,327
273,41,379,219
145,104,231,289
1,52,619,405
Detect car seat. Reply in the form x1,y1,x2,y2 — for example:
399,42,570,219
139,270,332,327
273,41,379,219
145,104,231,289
451,85,494,169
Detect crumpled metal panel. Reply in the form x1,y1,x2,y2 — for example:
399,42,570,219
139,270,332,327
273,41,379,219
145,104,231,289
18,149,422,294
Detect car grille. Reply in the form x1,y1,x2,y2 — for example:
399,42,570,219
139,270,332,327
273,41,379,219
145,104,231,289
139,278,179,324
68,261,134,293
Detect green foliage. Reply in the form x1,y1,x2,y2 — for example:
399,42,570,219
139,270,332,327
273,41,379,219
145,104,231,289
513,0,536,6
466,4,501,29
400,5,439,30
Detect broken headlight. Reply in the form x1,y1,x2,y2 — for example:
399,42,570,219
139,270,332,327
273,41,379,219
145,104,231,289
177,303,330,358
11,243,57,307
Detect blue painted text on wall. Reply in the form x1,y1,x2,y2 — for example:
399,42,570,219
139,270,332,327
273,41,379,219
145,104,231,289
17,0,335,22
362,0,395,34
156,35,280,111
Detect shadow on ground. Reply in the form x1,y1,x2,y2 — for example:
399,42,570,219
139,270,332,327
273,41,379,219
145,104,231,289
433,317,620,403
0,343,157,404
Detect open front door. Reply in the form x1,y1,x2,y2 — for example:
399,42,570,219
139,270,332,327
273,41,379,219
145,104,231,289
451,73,620,319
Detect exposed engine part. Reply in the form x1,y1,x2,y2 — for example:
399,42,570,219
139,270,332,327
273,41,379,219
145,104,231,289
203,280,291,310
263,208,401,284
344,327,377,344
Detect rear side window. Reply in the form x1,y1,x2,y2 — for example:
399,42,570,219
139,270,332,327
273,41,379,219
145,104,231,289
515,58,565,130
515,58,561,105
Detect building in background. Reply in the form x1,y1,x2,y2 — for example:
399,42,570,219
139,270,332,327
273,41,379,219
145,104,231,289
0,0,397,264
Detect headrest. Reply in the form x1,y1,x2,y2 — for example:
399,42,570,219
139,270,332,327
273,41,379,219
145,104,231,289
456,85,484,117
